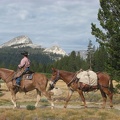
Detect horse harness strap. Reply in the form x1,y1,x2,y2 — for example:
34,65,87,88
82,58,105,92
98,84,109,88
67,72,78,87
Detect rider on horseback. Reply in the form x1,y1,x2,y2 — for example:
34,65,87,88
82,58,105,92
15,51,30,87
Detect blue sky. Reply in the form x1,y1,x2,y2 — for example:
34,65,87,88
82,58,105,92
0,0,100,53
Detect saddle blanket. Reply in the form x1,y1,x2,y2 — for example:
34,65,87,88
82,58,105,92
23,73,34,80
76,70,97,86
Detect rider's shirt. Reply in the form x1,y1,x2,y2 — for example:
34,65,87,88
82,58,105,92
18,56,30,69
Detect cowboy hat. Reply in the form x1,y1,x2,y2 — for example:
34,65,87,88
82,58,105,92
21,51,29,56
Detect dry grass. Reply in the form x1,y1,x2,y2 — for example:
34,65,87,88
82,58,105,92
0,81,120,120
0,108,120,120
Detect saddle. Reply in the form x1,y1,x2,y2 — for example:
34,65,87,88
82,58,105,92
12,71,34,90
22,72,34,80
13,68,34,80
76,70,98,92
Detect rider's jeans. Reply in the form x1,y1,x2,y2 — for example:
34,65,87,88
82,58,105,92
16,67,30,85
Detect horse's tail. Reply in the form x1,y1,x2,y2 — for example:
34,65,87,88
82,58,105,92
109,77,114,93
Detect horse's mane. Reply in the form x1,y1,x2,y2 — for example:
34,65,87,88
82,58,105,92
60,70,75,76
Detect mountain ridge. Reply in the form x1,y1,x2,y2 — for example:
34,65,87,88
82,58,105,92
0,35,87,58
44,45,67,56
0,35,41,49
0,35,67,56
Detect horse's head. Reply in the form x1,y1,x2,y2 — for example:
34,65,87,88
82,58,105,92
48,68,60,90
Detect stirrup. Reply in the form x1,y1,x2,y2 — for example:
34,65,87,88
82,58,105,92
14,84,20,87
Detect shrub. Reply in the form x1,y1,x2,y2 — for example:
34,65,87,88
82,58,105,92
0,91,4,97
26,105,36,110
114,84,120,93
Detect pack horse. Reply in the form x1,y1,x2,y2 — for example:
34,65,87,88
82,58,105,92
0,68,54,109
49,68,113,108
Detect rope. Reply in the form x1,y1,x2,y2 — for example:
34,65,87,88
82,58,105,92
67,71,80,87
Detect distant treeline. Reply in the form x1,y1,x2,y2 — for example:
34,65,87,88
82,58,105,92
0,44,118,82
0,47,62,72
0,44,107,74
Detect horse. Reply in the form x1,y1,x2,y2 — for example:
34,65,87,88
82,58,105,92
48,68,113,108
0,68,54,109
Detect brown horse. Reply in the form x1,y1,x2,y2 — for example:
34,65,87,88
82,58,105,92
48,68,113,108
0,68,54,109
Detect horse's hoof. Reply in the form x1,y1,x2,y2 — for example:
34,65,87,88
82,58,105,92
110,105,113,108
13,106,18,109
17,104,20,108
64,106,67,108
51,106,54,109
101,106,105,109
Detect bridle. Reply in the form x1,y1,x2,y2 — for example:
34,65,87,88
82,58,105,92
49,70,77,88
51,70,60,84
49,70,60,89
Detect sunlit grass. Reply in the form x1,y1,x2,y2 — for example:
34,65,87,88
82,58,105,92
0,108,119,120
0,80,120,120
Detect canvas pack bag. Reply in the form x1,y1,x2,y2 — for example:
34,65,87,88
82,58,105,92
77,70,97,86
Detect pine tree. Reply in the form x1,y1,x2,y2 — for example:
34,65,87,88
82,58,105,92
93,45,108,72
86,40,95,70
91,0,120,80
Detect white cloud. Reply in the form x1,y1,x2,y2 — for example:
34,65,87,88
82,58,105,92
0,0,100,53
17,10,29,20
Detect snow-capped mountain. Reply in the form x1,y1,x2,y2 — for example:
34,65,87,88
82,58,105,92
44,46,67,56
0,35,67,56
0,35,41,48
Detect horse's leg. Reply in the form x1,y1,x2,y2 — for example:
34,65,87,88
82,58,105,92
35,89,41,107
77,89,87,108
64,88,73,108
10,89,17,108
107,91,113,108
100,88,107,108
101,87,113,108
42,91,54,109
